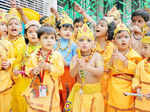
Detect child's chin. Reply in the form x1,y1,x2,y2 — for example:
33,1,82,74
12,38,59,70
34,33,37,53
63,36,70,39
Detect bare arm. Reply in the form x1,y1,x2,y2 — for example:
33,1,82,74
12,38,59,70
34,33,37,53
74,2,96,26
50,8,60,21
16,6,29,24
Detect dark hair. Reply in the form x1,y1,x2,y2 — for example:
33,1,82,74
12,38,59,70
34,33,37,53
25,25,39,44
132,9,149,22
39,16,49,24
115,30,130,39
60,24,74,30
37,26,56,39
107,22,116,40
73,17,84,25
56,20,61,30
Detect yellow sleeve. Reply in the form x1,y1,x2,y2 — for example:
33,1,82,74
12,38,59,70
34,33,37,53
25,53,38,76
103,42,114,64
132,62,142,90
50,51,64,77
13,38,26,71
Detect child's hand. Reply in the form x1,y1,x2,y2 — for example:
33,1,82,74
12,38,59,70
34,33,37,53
78,58,89,71
1,61,11,70
16,6,24,15
111,49,128,66
144,94,150,100
32,67,41,76
131,25,142,35
50,8,57,14
74,2,84,14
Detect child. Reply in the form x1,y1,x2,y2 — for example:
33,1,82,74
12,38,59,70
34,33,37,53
107,6,122,25
130,9,149,55
64,24,104,112
133,36,150,112
73,17,84,41
23,26,64,112
25,20,41,55
0,12,8,39
6,15,27,112
107,24,142,112
0,39,14,112
54,11,77,109
95,18,116,112
0,13,15,111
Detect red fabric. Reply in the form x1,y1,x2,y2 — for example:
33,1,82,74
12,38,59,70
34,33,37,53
60,66,75,111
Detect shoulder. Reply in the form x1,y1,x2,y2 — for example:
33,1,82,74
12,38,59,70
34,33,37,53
70,41,77,48
137,59,146,66
127,49,142,62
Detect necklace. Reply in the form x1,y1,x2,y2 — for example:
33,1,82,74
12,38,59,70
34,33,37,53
77,48,95,94
57,39,71,58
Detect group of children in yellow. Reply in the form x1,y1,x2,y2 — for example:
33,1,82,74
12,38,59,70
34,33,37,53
0,1,150,112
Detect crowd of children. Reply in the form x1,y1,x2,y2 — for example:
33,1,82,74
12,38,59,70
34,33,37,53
0,0,150,112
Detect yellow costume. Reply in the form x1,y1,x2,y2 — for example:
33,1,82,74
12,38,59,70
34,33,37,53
133,36,150,112
133,59,150,112
107,24,142,112
0,40,14,112
7,35,27,112
23,49,64,112
64,24,104,112
107,49,141,112
64,83,104,112
96,41,115,111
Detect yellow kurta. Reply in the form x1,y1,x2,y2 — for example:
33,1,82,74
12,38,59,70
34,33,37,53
23,49,64,112
7,35,27,112
64,83,104,112
96,41,115,111
107,49,141,112
0,40,15,112
133,59,150,112
96,41,115,93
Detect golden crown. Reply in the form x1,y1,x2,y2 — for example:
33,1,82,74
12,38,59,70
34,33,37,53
108,6,121,19
141,36,150,44
60,11,73,26
77,24,95,40
114,23,130,37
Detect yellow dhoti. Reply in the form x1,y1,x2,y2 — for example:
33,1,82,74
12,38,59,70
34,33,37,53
0,88,12,112
11,76,31,112
64,83,104,112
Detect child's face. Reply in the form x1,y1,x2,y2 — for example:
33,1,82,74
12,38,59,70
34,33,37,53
40,33,56,50
60,26,73,39
0,22,7,37
74,22,83,33
26,25,39,44
141,43,150,58
132,16,146,29
77,36,94,52
8,18,21,37
114,31,131,51
95,20,108,38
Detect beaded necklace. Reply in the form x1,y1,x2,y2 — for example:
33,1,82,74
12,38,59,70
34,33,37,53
31,49,52,88
56,39,71,58
77,48,95,94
